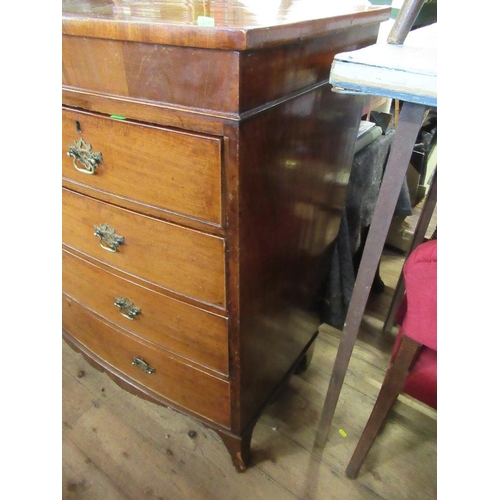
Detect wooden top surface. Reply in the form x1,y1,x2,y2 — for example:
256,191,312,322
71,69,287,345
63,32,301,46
62,0,390,50
329,23,437,106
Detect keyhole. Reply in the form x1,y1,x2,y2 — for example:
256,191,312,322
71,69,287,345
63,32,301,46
75,120,82,134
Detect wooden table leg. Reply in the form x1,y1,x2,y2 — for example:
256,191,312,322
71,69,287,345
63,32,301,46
315,101,429,448
382,169,437,333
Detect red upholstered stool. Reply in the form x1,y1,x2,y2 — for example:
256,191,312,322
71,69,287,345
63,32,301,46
346,238,437,478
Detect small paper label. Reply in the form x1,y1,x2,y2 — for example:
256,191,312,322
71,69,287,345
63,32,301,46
197,16,215,27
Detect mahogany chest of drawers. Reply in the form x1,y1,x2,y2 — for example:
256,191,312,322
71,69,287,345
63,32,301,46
62,0,389,470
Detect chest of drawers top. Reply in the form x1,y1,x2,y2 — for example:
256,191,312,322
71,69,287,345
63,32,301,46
62,0,389,49
62,0,390,118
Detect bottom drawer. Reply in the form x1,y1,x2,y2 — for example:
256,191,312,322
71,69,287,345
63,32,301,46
62,294,231,428
62,249,229,374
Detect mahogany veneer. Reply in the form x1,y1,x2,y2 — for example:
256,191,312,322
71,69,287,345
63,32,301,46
62,0,390,470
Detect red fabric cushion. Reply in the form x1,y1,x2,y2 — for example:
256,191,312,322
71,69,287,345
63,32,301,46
392,239,437,352
391,239,437,409
403,346,437,409
401,239,437,350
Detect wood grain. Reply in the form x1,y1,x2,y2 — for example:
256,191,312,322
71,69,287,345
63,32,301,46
62,108,223,226
62,188,226,308
236,85,364,430
63,249,229,374
62,0,390,50
63,25,384,116
62,0,392,470
63,294,231,428
63,249,437,499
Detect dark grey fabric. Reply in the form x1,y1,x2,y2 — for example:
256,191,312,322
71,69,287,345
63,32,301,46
345,130,412,251
322,130,412,328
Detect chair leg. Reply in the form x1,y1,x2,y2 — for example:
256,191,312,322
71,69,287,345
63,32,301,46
345,335,422,479
383,169,437,333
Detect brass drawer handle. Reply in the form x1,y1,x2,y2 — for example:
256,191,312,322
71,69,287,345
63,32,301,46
94,223,125,252
67,137,103,175
114,297,141,320
132,357,155,374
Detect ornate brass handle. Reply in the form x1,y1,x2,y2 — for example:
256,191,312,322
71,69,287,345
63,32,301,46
132,357,155,374
67,137,103,175
94,223,125,252
114,297,141,320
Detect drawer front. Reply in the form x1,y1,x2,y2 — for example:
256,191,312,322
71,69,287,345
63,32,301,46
63,294,231,428
62,189,226,308
63,250,229,374
62,108,223,226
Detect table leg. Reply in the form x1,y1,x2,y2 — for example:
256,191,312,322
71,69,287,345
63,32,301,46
315,101,429,448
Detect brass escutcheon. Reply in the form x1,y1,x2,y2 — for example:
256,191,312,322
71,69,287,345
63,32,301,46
94,223,125,252
132,357,155,374
114,297,141,320
67,137,103,175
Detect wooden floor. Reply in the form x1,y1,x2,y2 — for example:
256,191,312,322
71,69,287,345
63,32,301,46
62,248,437,499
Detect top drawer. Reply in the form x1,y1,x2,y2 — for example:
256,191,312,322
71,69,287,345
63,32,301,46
62,108,223,226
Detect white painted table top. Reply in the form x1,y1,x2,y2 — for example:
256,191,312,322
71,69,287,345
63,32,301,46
330,23,437,107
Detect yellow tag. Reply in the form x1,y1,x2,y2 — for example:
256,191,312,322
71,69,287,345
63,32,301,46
339,428,347,438
197,16,215,27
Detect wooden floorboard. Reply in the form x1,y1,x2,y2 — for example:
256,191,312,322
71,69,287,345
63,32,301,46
62,249,437,499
